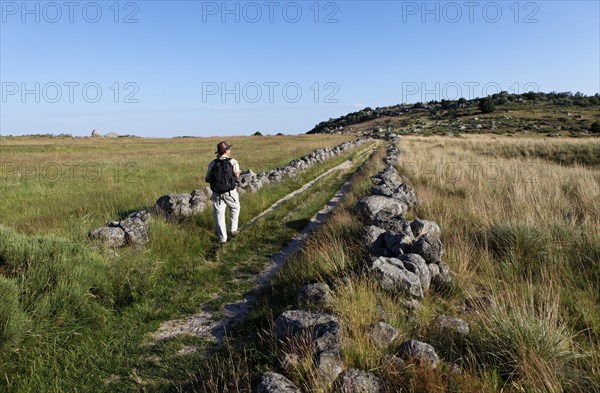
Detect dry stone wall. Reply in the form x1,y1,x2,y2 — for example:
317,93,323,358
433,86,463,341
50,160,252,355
89,139,367,248
261,143,469,392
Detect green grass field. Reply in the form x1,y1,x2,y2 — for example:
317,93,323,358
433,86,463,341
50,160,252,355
0,134,380,392
1,133,599,392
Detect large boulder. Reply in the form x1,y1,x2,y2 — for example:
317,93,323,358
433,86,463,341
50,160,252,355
370,257,423,298
397,339,440,369
357,196,408,221
257,372,300,393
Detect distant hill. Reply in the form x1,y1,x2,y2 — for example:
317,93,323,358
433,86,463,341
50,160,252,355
307,92,600,137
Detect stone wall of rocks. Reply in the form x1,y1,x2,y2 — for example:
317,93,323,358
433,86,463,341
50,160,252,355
237,139,367,193
89,139,367,248
259,143,469,392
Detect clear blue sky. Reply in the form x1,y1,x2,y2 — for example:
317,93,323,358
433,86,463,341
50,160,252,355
1,0,598,137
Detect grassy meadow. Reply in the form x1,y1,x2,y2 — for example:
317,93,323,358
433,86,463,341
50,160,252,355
1,132,599,392
0,134,382,391
196,134,599,392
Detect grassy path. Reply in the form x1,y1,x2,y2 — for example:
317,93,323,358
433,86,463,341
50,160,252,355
148,142,379,370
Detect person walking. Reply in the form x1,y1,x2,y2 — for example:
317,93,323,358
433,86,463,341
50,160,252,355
205,141,241,244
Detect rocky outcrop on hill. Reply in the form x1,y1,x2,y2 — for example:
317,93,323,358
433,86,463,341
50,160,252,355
89,140,367,248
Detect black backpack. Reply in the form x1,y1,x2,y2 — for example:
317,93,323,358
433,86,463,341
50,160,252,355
209,158,237,194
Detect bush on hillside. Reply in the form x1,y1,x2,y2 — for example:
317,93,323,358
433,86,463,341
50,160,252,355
479,97,496,114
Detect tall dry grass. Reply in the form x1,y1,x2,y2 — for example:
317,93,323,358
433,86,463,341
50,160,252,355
399,134,600,391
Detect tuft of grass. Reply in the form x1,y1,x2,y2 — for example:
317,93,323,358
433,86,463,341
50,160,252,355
467,283,585,392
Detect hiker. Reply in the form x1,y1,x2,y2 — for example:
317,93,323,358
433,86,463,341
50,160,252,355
205,141,241,243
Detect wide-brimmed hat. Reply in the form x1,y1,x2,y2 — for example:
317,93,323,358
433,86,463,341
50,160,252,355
215,141,233,154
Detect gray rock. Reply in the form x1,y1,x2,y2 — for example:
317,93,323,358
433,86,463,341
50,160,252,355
428,263,440,278
105,132,119,138
257,372,300,393
372,183,418,208
336,369,381,393
127,209,151,223
237,169,257,189
89,226,126,248
190,188,210,213
369,322,398,348
363,225,386,250
374,215,414,238
274,310,342,354
383,232,413,256
298,282,333,309
397,339,440,369
412,234,444,264
154,192,207,220
317,350,344,387
399,254,431,292
431,261,452,290
357,196,408,221
371,166,401,187
91,129,102,137
434,315,469,336
370,257,423,298
410,220,441,239
119,217,148,246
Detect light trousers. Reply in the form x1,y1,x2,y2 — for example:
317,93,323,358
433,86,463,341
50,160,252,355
212,189,240,243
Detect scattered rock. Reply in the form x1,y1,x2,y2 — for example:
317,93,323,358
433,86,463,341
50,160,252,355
274,310,342,354
431,261,452,290
89,226,125,248
257,372,301,393
298,283,333,309
316,350,344,387
434,315,469,336
335,369,382,393
397,339,440,369
369,322,398,348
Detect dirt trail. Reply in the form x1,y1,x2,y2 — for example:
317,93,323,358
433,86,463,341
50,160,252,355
150,144,378,348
